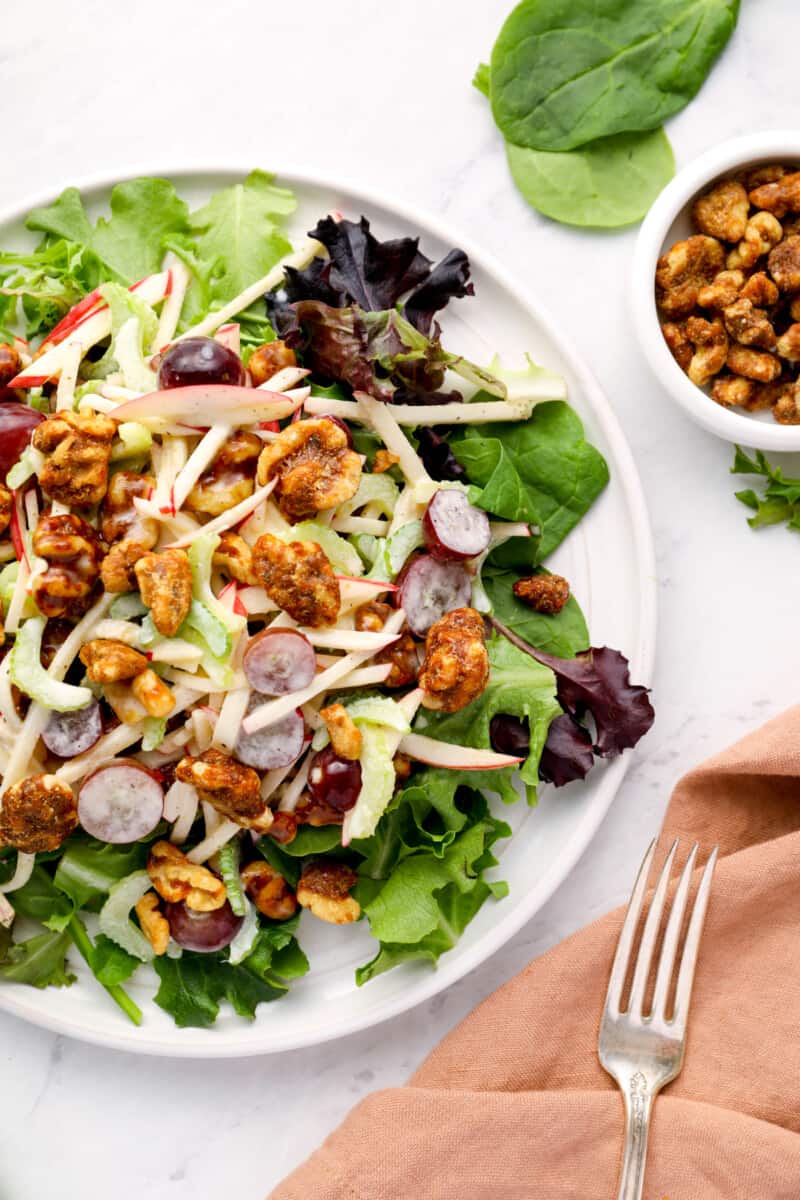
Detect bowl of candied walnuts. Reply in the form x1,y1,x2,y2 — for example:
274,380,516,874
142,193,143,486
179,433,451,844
632,131,800,449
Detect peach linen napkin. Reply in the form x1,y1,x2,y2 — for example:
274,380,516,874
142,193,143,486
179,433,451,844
270,708,800,1200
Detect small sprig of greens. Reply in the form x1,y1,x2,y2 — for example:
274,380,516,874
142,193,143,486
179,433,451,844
731,446,800,531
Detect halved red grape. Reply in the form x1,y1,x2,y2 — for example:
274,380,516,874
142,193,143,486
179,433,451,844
397,554,471,635
42,699,103,758
165,899,243,952
158,336,245,389
308,745,362,813
0,402,44,476
78,760,164,843
423,489,490,562
235,696,306,770
242,628,316,695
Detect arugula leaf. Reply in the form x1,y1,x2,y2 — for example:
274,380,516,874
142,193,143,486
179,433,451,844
11,865,74,932
506,129,675,229
54,838,148,910
451,401,609,560
488,0,740,153
731,445,800,530
0,929,75,988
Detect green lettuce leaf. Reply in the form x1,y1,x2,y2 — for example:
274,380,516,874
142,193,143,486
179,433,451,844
54,838,149,910
11,865,74,932
0,929,75,988
89,933,141,987
451,400,609,560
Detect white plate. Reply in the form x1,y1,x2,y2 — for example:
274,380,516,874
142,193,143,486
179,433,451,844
0,166,656,1056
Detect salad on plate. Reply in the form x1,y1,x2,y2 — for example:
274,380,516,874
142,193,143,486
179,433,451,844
0,172,653,1028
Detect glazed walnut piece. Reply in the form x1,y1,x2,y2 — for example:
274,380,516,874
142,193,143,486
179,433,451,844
100,471,158,592
32,409,116,507
212,531,257,585
0,774,78,853
513,573,570,614
256,418,362,523
31,512,103,621
130,669,175,718
252,533,340,628
691,180,749,242
0,483,11,537
749,170,800,217
247,339,297,386
79,638,148,683
147,840,227,912
726,343,782,383
721,299,776,350
185,430,261,517
418,606,489,714
661,322,692,371
767,235,800,292
776,323,800,361
134,548,192,638
739,271,780,307
727,212,783,270
711,375,756,409
319,703,362,761
135,892,170,955
240,860,297,920
296,860,360,925
655,235,725,318
772,382,800,425
696,269,745,310
176,748,273,832
684,316,728,387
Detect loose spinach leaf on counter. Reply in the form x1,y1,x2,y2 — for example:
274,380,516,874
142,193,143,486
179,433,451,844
731,446,800,531
506,129,675,229
451,401,609,560
488,0,740,153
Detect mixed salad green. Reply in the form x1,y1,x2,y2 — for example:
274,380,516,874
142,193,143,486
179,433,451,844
0,172,653,1029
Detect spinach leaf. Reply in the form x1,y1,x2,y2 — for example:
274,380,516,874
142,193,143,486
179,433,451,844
54,838,148,909
482,555,590,658
731,446,800,531
489,0,740,152
451,401,609,560
12,866,74,932
0,929,75,988
506,129,675,228
89,934,140,987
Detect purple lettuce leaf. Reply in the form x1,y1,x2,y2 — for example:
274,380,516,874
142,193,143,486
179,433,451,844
538,714,595,786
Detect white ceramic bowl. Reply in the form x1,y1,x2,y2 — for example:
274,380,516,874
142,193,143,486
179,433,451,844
632,131,800,451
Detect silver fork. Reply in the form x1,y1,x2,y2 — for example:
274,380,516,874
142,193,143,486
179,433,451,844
598,839,718,1200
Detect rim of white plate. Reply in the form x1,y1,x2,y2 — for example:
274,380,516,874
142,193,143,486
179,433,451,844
0,163,657,1056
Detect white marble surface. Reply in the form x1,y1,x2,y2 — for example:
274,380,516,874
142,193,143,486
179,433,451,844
1,1,798,1194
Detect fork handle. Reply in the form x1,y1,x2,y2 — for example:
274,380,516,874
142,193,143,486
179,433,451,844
615,1072,655,1200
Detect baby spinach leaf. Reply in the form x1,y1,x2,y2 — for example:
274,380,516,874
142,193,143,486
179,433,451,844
0,930,75,989
451,401,609,560
506,129,675,228
54,838,148,910
90,934,140,987
489,0,740,152
482,559,590,658
12,866,74,932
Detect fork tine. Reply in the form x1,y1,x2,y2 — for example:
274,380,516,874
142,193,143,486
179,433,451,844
604,839,656,1016
627,839,678,1016
672,846,718,1029
651,842,698,1020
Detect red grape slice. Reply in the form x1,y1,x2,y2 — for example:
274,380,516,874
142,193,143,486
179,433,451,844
243,628,316,696
165,899,243,952
0,402,44,476
78,760,164,843
42,699,103,758
397,555,472,635
235,697,306,770
308,745,362,813
422,489,490,561
158,336,245,389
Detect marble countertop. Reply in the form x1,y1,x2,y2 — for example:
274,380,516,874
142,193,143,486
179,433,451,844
1,1,798,1194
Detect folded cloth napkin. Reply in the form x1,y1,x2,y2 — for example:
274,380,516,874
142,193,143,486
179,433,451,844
271,709,800,1200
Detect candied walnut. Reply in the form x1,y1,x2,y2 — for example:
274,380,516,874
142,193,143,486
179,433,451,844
100,471,157,546
247,340,297,385
684,316,728,386
726,344,782,382
147,840,227,912
240,860,297,920
768,236,800,292
776,323,800,361
0,484,11,537
791,296,800,321
711,375,756,409
131,668,175,718
296,861,360,925
728,212,783,270
185,431,261,517
696,269,744,310
79,638,148,683
294,793,343,827
749,171,800,217
376,631,421,689
739,272,780,307
32,410,116,507
691,179,749,242
256,418,362,523
721,299,776,350
661,322,692,371
743,164,786,191
513,573,570,614
373,450,399,474
393,753,412,782
134,548,192,638
0,343,20,387
212,531,257,585
267,810,298,844
743,379,788,412
0,774,77,853
773,383,800,425
135,892,170,955
320,703,362,761
101,540,150,594
655,236,725,318
354,600,392,633
31,512,103,621
419,607,489,714
252,533,339,628
176,748,272,832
